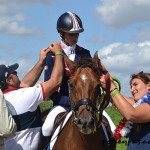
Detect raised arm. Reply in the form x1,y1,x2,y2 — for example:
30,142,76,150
100,74,150,123
20,48,50,87
41,42,64,99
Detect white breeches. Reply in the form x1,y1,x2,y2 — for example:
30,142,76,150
42,106,66,136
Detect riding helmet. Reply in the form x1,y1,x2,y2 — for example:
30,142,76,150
57,12,84,33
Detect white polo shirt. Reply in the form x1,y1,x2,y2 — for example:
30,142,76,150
3,84,44,150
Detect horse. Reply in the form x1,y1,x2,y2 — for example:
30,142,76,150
46,52,116,150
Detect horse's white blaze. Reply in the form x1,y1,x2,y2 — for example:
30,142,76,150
80,74,88,82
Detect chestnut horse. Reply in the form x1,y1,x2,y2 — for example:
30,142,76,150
48,52,116,150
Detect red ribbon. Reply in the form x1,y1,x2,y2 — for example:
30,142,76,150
114,118,127,140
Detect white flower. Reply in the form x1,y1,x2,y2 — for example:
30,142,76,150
120,127,130,137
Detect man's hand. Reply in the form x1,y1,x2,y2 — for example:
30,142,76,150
39,48,50,63
49,42,62,54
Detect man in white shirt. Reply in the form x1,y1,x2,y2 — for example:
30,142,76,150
0,42,64,150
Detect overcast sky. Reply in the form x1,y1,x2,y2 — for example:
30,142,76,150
0,0,150,97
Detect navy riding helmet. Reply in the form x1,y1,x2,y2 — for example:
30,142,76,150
57,12,84,33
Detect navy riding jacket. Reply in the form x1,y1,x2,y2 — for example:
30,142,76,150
44,45,91,107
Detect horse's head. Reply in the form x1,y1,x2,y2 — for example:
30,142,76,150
64,52,110,134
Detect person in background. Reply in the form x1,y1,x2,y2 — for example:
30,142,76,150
42,11,116,142
100,71,150,150
0,42,64,150
0,89,16,150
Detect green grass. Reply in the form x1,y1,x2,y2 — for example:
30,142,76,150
39,99,53,112
40,101,128,150
105,106,122,125
106,106,128,150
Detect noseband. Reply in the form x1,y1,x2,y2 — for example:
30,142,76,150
73,98,97,112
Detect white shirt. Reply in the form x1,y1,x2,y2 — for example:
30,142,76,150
4,84,44,150
60,42,76,61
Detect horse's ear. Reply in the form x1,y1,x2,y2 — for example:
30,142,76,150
63,53,76,71
93,51,107,72
93,51,99,60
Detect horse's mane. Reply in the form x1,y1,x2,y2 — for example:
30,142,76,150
71,57,102,76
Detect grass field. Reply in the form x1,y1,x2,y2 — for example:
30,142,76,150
105,106,128,150
40,101,128,150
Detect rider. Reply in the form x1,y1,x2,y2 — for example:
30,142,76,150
44,12,91,107
42,12,116,141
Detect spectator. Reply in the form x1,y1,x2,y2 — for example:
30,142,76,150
100,71,150,150
0,42,64,150
0,89,16,150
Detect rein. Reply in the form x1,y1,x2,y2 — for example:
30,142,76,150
98,71,122,112
99,71,111,113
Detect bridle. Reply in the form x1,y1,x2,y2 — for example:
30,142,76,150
67,71,111,130
68,80,101,129
66,58,121,132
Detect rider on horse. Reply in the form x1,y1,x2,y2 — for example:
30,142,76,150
42,12,116,149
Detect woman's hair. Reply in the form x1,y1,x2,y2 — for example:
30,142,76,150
130,71,150,85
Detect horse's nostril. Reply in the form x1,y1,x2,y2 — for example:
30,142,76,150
77,119,82,124
82,122,87,129
88,118,94,128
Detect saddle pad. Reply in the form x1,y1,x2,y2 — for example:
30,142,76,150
50,111,72,149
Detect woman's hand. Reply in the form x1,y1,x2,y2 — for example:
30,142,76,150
99,74,106,90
